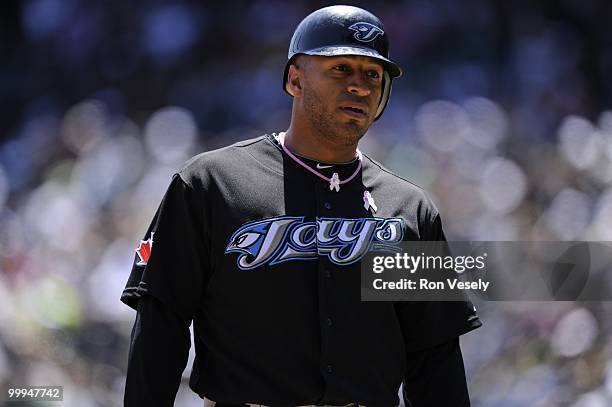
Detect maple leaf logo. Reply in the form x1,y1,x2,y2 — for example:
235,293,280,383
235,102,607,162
135,232,154,266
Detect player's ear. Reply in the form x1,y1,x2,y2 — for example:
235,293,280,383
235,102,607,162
286,64,304,97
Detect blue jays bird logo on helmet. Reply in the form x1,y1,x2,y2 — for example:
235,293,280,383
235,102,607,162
348,22,384,42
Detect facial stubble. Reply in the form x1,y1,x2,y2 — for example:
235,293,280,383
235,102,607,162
301,78,369,148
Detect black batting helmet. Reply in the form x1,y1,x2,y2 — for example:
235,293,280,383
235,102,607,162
283,5,403,120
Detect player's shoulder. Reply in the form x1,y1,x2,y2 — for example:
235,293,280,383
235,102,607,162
363,153,440,212
363,153,427,193
183,134,268,166
177,134,275,186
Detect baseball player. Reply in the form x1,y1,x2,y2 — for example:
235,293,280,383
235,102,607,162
122,5,481,407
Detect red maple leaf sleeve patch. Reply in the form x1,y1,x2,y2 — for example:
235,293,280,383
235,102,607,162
135,233,154,266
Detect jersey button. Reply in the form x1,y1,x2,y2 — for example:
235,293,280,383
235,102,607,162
324,202,332,210
325,269,331,278
326,364,333,374
327,317,333,327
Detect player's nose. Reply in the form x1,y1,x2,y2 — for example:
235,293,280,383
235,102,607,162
346,73,372,97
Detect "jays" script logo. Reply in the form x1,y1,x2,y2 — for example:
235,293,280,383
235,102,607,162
225,216,404,270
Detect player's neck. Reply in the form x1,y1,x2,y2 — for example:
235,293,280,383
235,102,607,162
282,125,359,164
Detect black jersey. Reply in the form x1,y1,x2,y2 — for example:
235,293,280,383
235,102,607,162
121,134,481,406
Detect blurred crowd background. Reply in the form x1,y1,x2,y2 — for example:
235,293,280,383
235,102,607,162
1,0,612,406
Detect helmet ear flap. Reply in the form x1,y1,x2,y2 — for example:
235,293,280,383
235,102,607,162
374,71,392,121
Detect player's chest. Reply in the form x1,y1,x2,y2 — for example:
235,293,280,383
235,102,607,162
211,177,418,270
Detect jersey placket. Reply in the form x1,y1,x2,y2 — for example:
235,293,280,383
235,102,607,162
315,181,337,400
314,176,345,402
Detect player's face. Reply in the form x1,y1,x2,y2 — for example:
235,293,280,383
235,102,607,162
298,55,384,146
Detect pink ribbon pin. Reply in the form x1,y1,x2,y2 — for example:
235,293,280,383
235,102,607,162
330,173,341,192
363,191,377,212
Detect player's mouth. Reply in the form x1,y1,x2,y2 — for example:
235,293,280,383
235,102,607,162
339,104,368,120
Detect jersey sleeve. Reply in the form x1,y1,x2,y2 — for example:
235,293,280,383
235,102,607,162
121,173,209,323
395,209,482,352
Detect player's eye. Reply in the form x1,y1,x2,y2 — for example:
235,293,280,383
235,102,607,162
367,70,382,79
333,64,350,73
